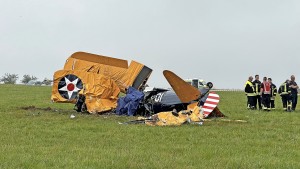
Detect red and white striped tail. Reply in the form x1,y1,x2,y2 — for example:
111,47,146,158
202,92,220,117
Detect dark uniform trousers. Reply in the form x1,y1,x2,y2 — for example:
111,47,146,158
247,96,255,109
254,95,262,110
291,93,298,110
270,99,275,109
281,94,292,111
262,94,270,110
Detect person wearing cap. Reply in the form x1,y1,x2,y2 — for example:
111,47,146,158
278,79,292,111
268,78,277,110
289,75,299,111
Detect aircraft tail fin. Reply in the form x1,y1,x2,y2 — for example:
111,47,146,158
163,70,201,103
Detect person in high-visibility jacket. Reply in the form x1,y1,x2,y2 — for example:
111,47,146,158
278,79,292,111
260,77,271,111
252,75,262,110
268,78,277,110
244,76,255,109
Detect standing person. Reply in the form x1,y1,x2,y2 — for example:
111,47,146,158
289,75,299,111
260,77,271,111
278,80,292,111
253,75,262,110
244,76,255,110
268,78,277,110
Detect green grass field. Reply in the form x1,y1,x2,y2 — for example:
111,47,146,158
0,84,299,169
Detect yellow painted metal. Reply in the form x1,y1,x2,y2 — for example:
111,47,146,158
62,52,148,93
65,51,128,69
163,70,201,103
51,70,120,113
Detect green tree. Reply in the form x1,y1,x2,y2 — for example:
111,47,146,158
21,74,37,84
43,78,53,85
0,73,19,84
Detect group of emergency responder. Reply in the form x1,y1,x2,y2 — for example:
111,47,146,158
244,75,299,111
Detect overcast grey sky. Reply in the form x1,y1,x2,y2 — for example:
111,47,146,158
1,0,300,89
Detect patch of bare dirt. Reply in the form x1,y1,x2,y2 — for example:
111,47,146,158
20,105,52,111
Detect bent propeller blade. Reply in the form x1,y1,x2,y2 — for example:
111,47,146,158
163,70,201,103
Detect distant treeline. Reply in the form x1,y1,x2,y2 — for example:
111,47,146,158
0,73,52,85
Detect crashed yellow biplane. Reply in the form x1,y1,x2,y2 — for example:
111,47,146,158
51,52,152,113
51,52,225,126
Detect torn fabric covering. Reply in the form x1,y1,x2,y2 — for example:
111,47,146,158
121,105,224,126
82,78,120,114
145,106,202,126
80,60,147,92
51,69,120,113
64,55,128,92
119,61,144,88
145,112,188,126
116,86,144,116
63,52,151,93
81,64,128,92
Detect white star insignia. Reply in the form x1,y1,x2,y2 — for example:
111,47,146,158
59,77,82,99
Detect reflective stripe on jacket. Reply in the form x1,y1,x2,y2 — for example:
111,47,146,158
278,83,291,95
244,81,255,96
253,80,261,95
270,83,277,97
